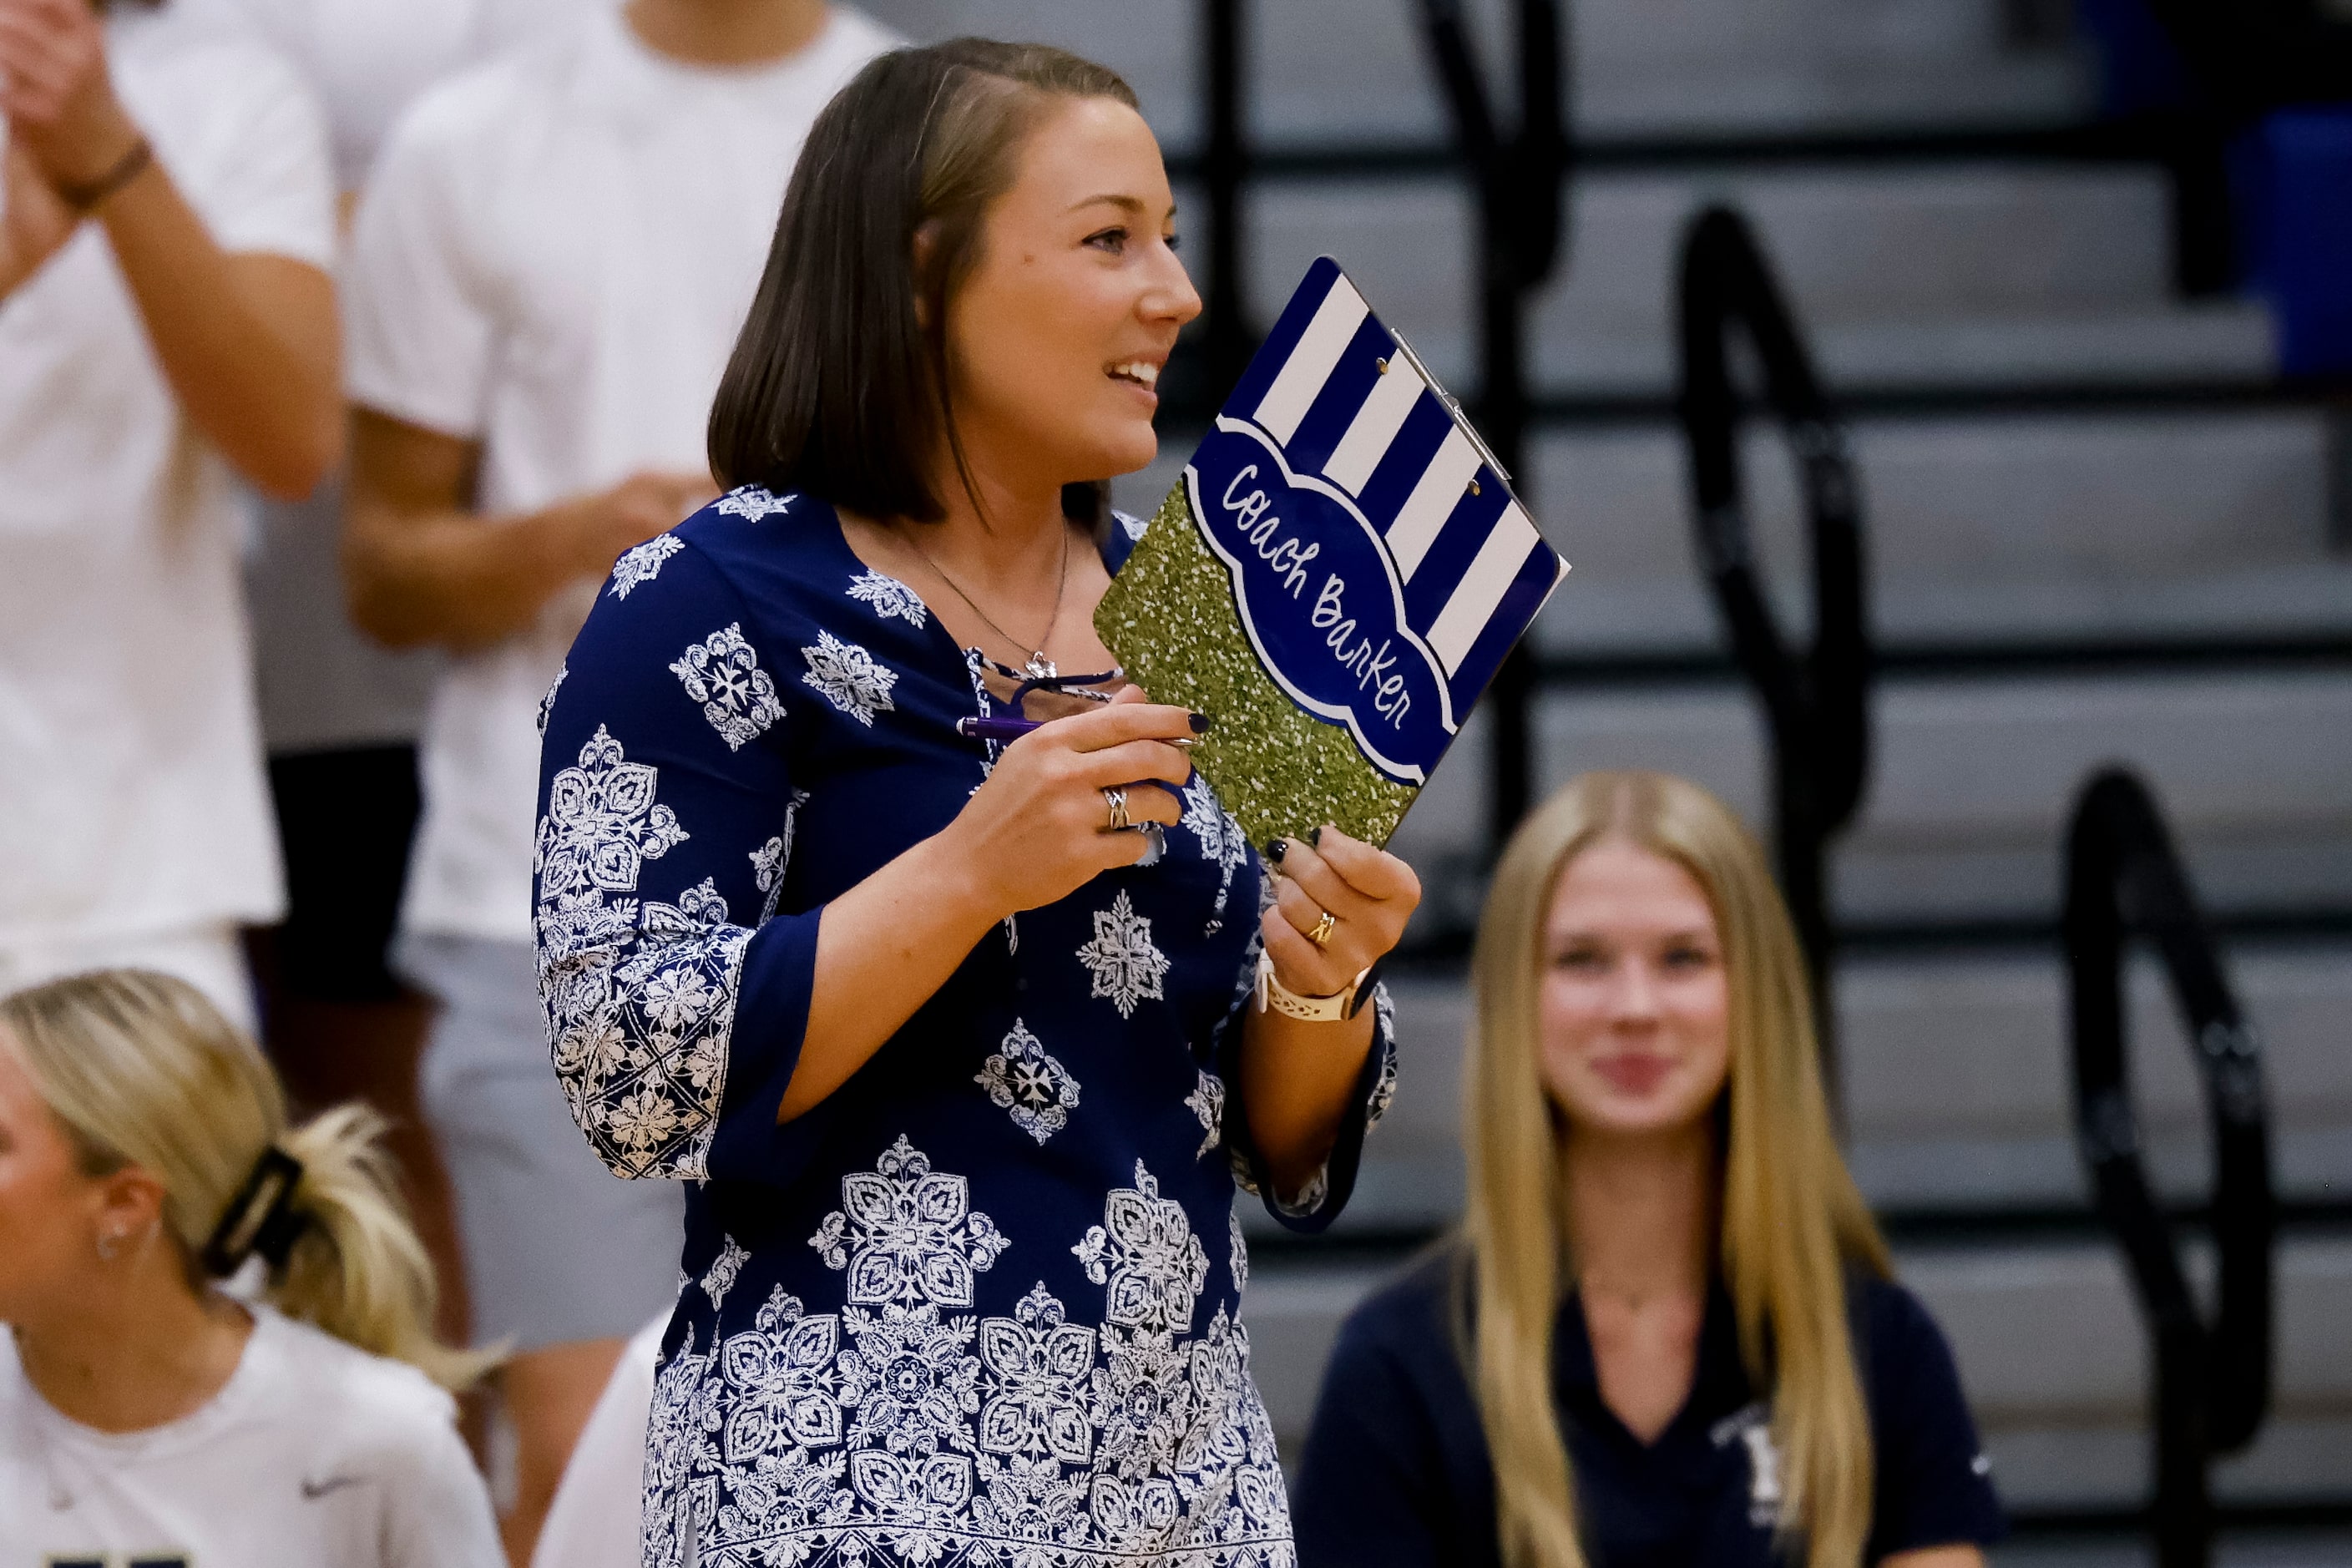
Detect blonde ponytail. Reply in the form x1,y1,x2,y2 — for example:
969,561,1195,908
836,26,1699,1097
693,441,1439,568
0,969,493,1391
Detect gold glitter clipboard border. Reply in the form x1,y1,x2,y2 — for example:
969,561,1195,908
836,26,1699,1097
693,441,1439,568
1095,481,1421,852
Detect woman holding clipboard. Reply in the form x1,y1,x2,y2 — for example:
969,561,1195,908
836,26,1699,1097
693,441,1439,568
533,39,1419,1566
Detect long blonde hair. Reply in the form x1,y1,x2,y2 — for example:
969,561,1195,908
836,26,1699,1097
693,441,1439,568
1463,771,1889,1568
1,969,492,1391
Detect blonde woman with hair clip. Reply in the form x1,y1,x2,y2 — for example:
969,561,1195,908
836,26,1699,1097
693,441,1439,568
1293,772,2002,1568
0,969,503,1567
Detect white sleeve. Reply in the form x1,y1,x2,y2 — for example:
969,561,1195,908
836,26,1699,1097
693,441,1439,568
341,94,495,438
184,43,336,268
380,1393,506,1568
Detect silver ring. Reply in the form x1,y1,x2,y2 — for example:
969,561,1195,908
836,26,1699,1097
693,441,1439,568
1103,787,1130,832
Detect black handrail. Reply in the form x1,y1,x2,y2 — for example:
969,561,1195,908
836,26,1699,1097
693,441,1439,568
2065,768,2274,1568
1675,205,1872,1088
1410,0,1571,854
1198,0,1257,395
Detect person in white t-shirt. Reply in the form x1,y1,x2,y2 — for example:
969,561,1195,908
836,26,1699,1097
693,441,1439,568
0,0,339,1032
0,968,502,1568
197,0,606,1424
339,0,893,1555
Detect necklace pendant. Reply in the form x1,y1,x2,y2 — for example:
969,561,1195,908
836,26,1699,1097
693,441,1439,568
1024,653,1058,681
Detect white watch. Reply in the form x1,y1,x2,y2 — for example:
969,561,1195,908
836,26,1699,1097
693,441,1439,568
1253,950,1370,1023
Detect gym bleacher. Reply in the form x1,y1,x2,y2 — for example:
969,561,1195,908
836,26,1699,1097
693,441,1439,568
880,0,2352,1557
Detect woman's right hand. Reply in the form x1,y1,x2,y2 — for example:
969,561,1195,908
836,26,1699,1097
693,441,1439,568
940,687,1199,916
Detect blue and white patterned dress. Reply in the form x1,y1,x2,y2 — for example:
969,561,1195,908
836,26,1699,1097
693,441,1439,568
533,486,1398,1568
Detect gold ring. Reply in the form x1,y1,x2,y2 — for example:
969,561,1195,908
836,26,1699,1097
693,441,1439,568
1103,787,1130,832
1308,910,1337,947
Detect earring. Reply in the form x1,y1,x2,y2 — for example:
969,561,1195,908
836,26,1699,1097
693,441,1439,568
96,1227,129,1262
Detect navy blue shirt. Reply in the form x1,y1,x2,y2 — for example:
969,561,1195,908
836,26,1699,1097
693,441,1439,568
534,488,1399,1568
1292,1251,2001,1568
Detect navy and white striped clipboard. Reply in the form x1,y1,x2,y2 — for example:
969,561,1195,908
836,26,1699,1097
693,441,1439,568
1096,256,1571,850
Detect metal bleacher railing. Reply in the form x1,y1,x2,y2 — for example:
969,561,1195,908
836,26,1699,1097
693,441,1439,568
2067,767,2275,1568
1674,205,1871,1097
1167,0,2351,1539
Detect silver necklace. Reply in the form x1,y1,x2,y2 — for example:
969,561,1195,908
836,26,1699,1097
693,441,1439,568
907,524,1070,680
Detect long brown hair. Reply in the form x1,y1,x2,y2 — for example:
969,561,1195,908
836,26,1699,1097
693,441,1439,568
2,970,492,1390
1462,771,1889,1568
708,39,1137,519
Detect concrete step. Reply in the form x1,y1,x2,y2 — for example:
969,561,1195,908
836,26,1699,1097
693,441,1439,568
1327,952,2352,1232
1239,1237,2352,1508
1522,409,2349,651
1361,670,2352,927
865,0,2089,145
1237,166,2255,395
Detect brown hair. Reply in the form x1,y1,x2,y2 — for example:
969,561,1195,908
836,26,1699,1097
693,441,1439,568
2,970,492,1391
1463,771,1889,1568
707,39,1138,521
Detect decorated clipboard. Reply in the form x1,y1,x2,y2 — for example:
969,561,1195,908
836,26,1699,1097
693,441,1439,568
1095,256,1571,851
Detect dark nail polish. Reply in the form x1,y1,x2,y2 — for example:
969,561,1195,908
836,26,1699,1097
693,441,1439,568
1189,711,1213,734
1263,837,1287,865
1308,825,1325,848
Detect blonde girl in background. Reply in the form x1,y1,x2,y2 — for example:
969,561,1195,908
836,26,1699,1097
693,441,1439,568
0,969,502,1567
1292,772,2002,1568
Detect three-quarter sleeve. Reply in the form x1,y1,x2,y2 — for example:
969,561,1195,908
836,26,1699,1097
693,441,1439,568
534,534,822,1183
1209,908,1401,1232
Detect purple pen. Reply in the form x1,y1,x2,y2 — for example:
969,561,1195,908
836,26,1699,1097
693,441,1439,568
953,715,1205,746
955,715,1042,744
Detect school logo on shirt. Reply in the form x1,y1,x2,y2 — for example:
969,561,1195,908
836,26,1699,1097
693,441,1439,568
1709,1401,1784,1529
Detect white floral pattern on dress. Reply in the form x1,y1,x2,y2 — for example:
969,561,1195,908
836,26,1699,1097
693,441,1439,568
1114,508,1150,543
535,726,756,1180
837,1302,982,1459
810,1136,1010,1308
537,661,568,736
1071,1161,1208,1335
702,1236,751,1308
1075,891,1170,1019
847,569,928,628
671,624,786,751
1180,775,1249,933
609,533,685,598
1186,1070,1226,1158
715,485,792,523
643,1146,1296,1568
1228,1211,1249,1293
978,1284,1095,1465
974,1020,1080,1146
747,787,807,925
801,629,898,727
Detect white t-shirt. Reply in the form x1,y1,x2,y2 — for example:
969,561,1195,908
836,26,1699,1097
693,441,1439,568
206,0,611,754
344,4,895,943
529,1312,664,1568
0,3,335,947
0,1306,503,1568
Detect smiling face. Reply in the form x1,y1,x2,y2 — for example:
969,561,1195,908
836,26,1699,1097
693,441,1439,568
941,94,1200,492
1537,838,1733,1141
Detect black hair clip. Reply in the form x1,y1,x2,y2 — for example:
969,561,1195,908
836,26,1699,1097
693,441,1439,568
200,1146,308,1277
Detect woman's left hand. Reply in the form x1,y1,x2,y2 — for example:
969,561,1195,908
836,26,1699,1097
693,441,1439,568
1262,827,1421,1000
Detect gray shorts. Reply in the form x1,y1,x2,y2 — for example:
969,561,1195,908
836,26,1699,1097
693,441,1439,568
402,934,684,1353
